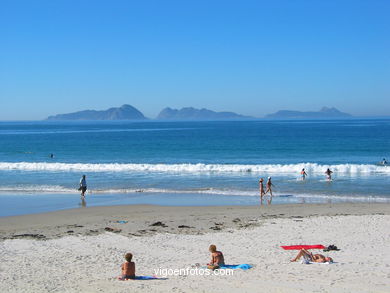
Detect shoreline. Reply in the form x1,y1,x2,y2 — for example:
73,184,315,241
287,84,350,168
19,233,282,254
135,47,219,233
2,190,389,218
1,202,389,240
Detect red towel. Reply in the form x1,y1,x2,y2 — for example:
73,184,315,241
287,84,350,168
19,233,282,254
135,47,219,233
281,245,325,250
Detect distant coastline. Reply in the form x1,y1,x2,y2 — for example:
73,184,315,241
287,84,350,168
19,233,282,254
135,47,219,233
47,104,146,121
265,107,352,119
45,105,355,121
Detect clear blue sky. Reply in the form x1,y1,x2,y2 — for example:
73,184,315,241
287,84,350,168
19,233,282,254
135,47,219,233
0,0,389,120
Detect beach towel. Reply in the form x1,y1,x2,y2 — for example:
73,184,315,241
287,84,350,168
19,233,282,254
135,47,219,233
218,264,252,270
133,276,160,280
300,260,333,265
281,245,325,250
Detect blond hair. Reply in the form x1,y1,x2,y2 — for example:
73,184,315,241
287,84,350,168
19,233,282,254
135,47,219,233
209,244,217,252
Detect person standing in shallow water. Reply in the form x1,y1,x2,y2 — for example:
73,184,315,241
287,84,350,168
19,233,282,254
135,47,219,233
325,168,333,181
259,178,265,205
300,168,307,180
264,177,274,204
79,175,87,197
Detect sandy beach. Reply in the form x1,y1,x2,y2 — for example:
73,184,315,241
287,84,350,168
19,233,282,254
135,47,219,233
0,203,389,293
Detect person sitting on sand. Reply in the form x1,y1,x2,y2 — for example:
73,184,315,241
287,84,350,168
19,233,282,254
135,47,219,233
118,253,136,280
207,244,225,270
290,249,333,263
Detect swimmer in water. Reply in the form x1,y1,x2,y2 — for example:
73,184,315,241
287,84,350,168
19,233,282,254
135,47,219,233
300,168,307,180
325,168,333,181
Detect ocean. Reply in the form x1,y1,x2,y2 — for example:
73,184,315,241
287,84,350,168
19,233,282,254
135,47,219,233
0,119,389,216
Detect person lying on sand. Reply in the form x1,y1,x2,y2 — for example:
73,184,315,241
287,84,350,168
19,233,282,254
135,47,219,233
118,253,136,280
290,248,333,263
207,244,225,270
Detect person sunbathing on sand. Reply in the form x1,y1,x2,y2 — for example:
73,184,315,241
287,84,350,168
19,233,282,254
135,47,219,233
118,253,136,280
207,244,225,270
290,249,333,263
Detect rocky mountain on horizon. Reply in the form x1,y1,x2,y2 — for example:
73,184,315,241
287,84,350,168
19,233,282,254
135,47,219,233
265,107,352,119
46,104,147,120
156,107,252,120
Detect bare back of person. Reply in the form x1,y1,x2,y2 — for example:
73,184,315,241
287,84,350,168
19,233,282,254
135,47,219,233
212,251,225,266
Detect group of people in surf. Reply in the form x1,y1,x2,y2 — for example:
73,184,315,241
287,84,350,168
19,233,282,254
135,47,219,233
300,168,333,181
258,167,334,205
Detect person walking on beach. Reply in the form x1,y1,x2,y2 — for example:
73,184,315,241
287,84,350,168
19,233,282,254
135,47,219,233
300,168,307,180
259,178,265,204
264,177,274,204
325,168,333,181
79,175,87,197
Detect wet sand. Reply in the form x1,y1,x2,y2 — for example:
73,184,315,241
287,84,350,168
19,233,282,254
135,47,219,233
1,203,388,240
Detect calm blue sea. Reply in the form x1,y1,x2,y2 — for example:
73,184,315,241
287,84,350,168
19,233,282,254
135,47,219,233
0,119,389,216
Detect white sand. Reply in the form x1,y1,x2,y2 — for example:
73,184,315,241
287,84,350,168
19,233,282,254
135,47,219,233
1,214,389,293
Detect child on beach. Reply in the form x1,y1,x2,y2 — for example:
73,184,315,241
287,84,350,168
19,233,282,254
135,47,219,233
207,245,225,270
118,253,136,280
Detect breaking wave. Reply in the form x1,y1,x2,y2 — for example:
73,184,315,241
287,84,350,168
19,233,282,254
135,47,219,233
0,162,388,174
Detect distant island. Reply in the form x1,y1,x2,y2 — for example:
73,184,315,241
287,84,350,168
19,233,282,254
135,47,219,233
47,104,147,120
265,107,352,119
157,107,252,120
46,105,353,121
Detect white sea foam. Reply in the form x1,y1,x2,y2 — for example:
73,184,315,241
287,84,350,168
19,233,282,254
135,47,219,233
0,185,74,193
0,185,388,203
0,186,256,196
0,162,388,174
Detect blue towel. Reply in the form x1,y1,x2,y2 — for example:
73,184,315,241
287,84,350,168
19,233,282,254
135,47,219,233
116,220,128,224
133,276,159,280
219,264,252,270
